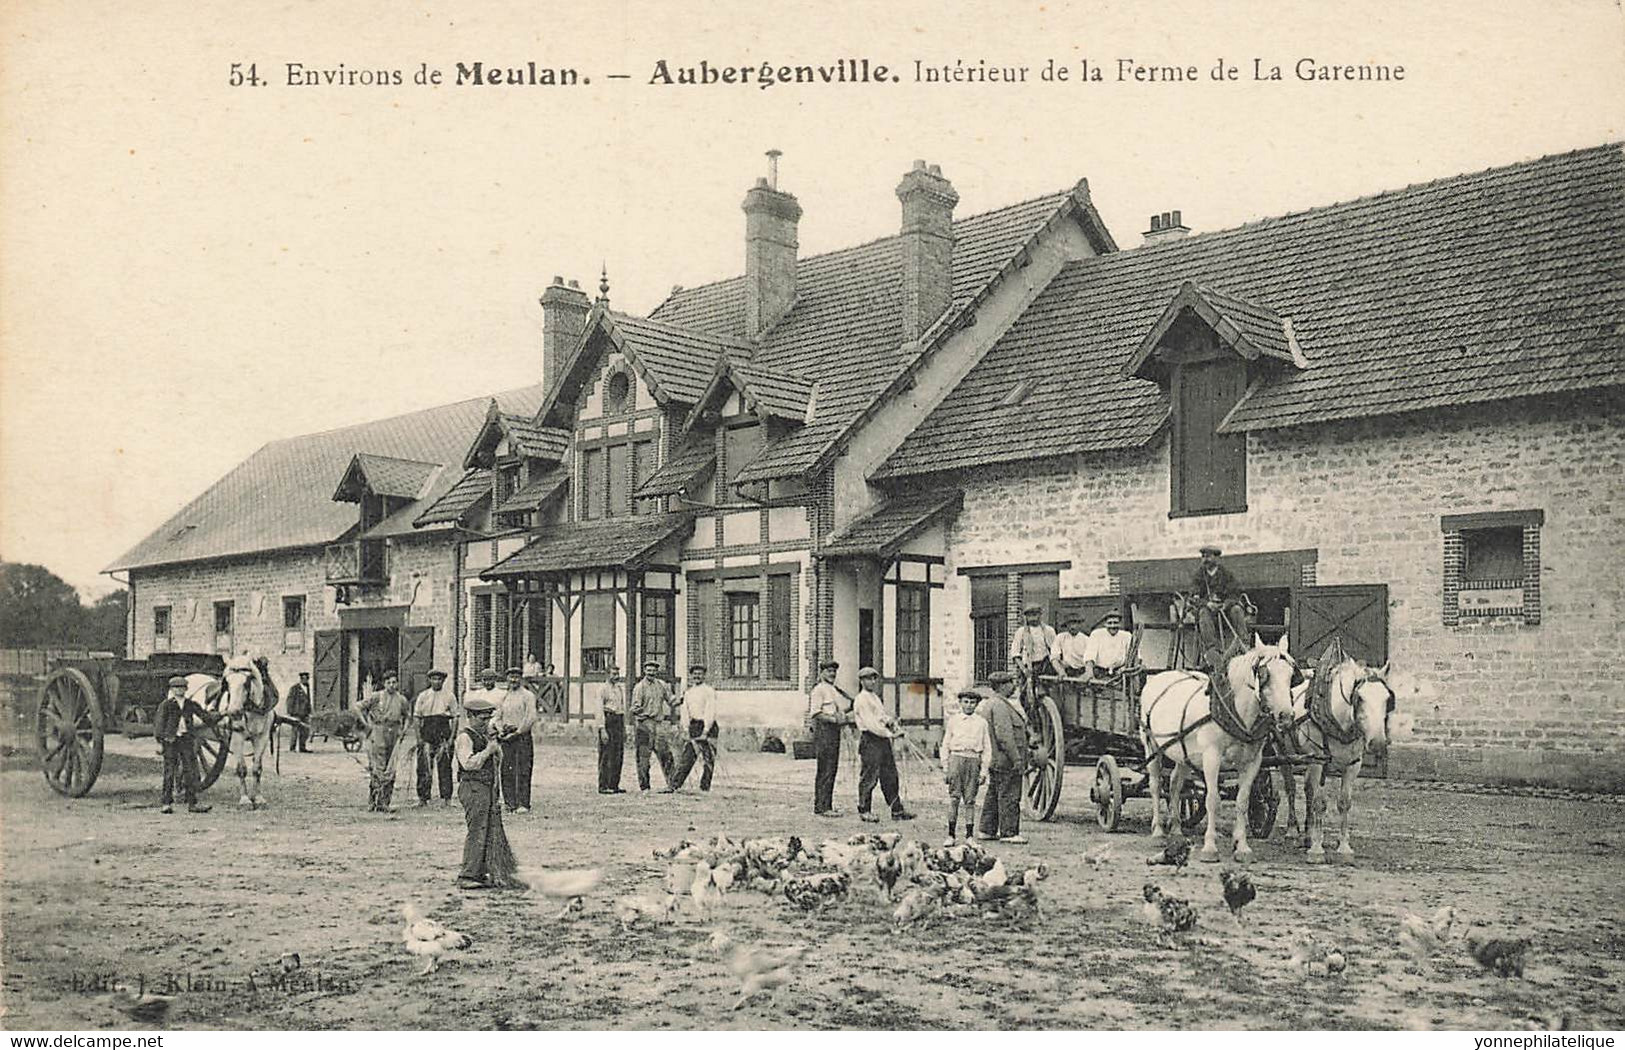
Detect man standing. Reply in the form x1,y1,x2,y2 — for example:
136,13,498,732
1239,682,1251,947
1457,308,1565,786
807,659,852,817
495,667,537,814
1082,610,1133,679
154,675,213,814
455,696,524,890
852,666,915,823
1051,616,1090,676
1009,604,1057,680
596,666,627,795
670,664,718,793
413,669,457,807
358,670,410,813
630,659,677,793
1192,545,1248,670
283,671,313,752
976,671,1030,844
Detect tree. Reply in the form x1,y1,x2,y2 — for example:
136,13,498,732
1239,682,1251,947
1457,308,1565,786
0,563,82,648
82,591,129,657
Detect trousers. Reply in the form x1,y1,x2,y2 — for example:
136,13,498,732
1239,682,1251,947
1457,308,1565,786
978,766,1023,839
160,738,200,805
1197,601,1251,668
857,732,904,815
671,718,718,791
367,725,400,811
634,720,675,790
499,732,534,810
598,712,625,791
812,721,842,813
417,716,454,801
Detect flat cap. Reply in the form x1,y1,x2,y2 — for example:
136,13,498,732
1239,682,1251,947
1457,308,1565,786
988,670,1017,685
426,669,448,680
1103,609,1122,621
167,675,189,687
1023,604,1043,614
478,668,499,680
1199,544,1222,555
857,665,880,679
505,666,523,676
463,696,497,712
956,688,985,700
818,659,840,670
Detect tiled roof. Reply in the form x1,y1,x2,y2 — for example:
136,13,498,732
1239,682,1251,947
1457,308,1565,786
413,468,492,528
333,453,442,502
494,464,570,514
649,189,1096,481
878,144,1625,478
821,489,964,558
503,415,571,461
734,363,816,422
107,385,546,572
482,513,693,578
635,432,715,498
1125,282,1302,381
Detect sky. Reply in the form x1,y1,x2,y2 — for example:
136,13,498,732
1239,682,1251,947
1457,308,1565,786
2,0,1622,596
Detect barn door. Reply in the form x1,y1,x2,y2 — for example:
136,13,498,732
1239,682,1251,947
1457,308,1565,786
1291,585,1390,776
398,627,435,698
312,630,343,711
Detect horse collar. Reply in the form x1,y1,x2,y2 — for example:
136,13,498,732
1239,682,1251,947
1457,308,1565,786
1310,670,1365,747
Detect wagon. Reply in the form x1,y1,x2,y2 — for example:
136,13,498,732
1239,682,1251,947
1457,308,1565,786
1019,596,1282,839
36,652,231,797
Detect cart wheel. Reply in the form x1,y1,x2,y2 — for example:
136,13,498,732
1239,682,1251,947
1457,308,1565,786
1023,695,1065,822
1248,768,1279,841
194,717,233,792
36,668,104,797
1093,755,1124,832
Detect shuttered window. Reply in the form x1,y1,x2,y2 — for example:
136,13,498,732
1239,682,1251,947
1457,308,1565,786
492,595,511,670
581,448,604,520
970,576,1007,684
632,440,658,515
607,443,629,518
692,579,716,675
1019,571,1060,629
582,593,615,673
767,574,793,680
471,593,492,677
1172,358,1247,517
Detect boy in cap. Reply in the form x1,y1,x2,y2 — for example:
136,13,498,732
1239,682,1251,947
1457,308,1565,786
154,675,214,814
596,665,627,794
495,667,537,813
807,659,853,817
630,659,677,792
940,688,991,845
670,664,719,792
1082,610,1132,679
852,666,914,822
413,669,457,806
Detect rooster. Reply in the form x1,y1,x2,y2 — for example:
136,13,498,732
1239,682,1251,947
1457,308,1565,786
1220,869,1256,917
103,989,172,1025
1142,882,1197,936
400,903,471,976
893,886,943,927
1467,932,1530,978
709,931,808,1010
876,848,904,899
1398,906,1460,960
1147,834,1191,870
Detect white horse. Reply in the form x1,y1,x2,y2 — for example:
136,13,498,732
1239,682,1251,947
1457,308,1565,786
1280,642,1393,863
1142,635,1297,862
216,655,279,808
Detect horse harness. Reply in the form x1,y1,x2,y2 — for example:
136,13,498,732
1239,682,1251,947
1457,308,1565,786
1290,666,1394,761
1141,660,1275,765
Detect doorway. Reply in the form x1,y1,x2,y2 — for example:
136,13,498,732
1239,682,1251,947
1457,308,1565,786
353,627,398,699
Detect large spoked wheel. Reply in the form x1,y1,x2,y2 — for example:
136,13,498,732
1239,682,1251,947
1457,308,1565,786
1093,754,1124,831
1248,768,1279,841
36,668,104,797
193,717,233,792
1023,694,1065,822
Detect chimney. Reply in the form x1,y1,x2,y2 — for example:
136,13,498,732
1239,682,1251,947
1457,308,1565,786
539,276,590,392
742,150,802,338
1142,210,1190,247
895,160,959,344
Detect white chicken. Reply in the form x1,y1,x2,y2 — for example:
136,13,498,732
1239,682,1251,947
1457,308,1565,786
613,893,679,932
400,903,471,976
690,861,722,915
1399,906,1460,960
519,866,604,920
892,886,943,927
709,931,809,1011
1081,843,1115,868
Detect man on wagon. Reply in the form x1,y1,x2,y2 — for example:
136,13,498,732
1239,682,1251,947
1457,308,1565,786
1193,545,1249,671
1009,604,1057,684
1051,616,1091,676
1082,610,1132,679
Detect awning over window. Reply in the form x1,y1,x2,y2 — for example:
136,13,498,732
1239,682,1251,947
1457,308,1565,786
820,489,964,559
481,513,693,579
635,433,716,498
493,464,569,515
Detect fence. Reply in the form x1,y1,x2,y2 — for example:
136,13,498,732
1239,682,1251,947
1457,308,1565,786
0,648,116,677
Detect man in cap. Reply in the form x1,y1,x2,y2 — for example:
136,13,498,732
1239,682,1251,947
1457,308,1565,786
596,665,627,794
807,659,853,817
630,659,677,792
1192,545,1248,670
495,666,537,813
1051,615,1091,677
358,669,410,812
154,675,213,814
1082,610,1132,680
455,694,524,890
852,666,915,823
284,670,313,752
670,664,719,793
413,669,457,807
976,671,1030,844
1009,604,1057,680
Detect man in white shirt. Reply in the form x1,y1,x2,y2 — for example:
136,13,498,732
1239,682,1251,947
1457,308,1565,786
670,664,719,792
1082,610,1133,679
1051,616,1091,676
1009,604,1057,680
495,667,538,814
807,659,853,817
412,669,458,807
853,666,915,823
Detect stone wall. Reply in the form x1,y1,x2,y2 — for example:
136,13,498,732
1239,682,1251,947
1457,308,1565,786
936,391,1625,790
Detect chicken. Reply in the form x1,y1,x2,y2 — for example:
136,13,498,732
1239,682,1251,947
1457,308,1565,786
554,896,585,921
876,849,904,898
523,866,604,899
1467,932,1531,978
1220,869,1256,916
1081,843,1115,868
984,858,1008,889
1141,882,1198,935
782,872,849,911
710,931,809,1010
1146,834,1191,870
613,893,679,932
985,883,1040,922
1399,906,1460,960
690,861,722,914
895,840,927,883
893,887,943,927
400,903,471,976
103,989,173,1025
711,861,739,896
1289,935,1348,977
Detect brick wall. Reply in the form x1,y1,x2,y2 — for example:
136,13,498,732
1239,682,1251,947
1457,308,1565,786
937,391,1625,789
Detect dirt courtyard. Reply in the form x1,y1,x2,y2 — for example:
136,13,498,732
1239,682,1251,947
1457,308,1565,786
2,733,1622,1031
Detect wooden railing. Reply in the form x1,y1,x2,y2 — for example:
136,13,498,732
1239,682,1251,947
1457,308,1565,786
324,539,387,585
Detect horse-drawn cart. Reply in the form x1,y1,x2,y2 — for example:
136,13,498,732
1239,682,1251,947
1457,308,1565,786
36,652,231,797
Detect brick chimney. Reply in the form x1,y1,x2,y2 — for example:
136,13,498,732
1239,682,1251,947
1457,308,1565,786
895,160,959,344
1142,210,1190,247
539,276,590,391
742,150,802,338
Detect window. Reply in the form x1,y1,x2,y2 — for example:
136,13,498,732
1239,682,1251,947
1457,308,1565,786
767,574,793,680
153,606,172,653
970,575,1007,684
692,579,717,674
724,422,768,501
858,608,875,672
1019,570,1060,629
896,583,929,678
632,440,658,515
282,596,305,651
581,448,604,520
582,593,615,674
603,371,632,415
641,593,673,672
471,593,492,676
1443,510,1543,625
728,592,761,678
1171,358,1247,517
607,443,629,517
213,601,234,654
521,598,549,671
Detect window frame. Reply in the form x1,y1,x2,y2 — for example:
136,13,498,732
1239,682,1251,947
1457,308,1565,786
212,600,235,655
895,582,930,678
282,595,305,652
641,592,674,673
153,605,172,653
728,591,762,679
1442,509,1543,626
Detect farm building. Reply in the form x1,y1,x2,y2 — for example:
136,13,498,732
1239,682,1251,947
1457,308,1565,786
107,144,1624,789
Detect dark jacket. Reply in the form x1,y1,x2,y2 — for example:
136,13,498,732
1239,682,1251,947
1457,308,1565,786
285,682,312,720
977,693,1030,772
1192,564,1239,603
155,695,213,744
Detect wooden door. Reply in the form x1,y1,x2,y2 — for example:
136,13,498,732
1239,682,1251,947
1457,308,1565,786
1290,585,1388,665
397,626,435,698
312,630,343,711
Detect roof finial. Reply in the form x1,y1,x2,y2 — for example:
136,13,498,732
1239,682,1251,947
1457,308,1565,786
597,263,609,305
766,148,782,190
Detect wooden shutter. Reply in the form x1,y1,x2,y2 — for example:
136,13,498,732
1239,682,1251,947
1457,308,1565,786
470,593,492,678
768,575,792,680
607,443,629,517
397,626,434,697
582,593,615,649
581,448,604,520
1290,585,1389,665
492,597,510,670
1018,571,1060,627
692,579,716,674
312,630,343,711
1175,359,1247,514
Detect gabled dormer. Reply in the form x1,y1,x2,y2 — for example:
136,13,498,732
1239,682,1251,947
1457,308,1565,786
327,453,440,596
1123,281,1308,518
660,354,816,505
462,402,572,531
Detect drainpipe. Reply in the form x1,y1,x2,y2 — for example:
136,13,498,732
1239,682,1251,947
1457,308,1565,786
452,538,465,698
